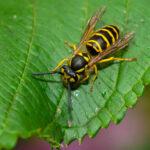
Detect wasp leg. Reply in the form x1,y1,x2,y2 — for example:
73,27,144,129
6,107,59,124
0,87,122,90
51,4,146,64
91,65,98,91
80,74,90,82
53,59,69,71
64,41,77,51
97,57,136,64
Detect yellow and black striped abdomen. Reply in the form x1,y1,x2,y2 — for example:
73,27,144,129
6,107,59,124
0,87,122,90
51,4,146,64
86,25,120,56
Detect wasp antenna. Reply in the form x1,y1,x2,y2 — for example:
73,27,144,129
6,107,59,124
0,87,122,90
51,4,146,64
31,71,62,76
68,81,73,111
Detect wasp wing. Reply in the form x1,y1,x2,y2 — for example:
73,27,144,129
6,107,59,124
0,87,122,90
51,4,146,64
88,31,136,67
74,6,106,55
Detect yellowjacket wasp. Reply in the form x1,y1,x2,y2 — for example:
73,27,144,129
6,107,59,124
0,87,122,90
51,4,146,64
32,7,136,110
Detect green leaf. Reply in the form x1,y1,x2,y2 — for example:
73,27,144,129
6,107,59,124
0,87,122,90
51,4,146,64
0,0,150,149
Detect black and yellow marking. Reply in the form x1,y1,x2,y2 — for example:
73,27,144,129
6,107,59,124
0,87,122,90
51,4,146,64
103,25,120,40
95,33,110,47
97,29,113,44
86,41,100,55
86,25,120,56
69,52,90,74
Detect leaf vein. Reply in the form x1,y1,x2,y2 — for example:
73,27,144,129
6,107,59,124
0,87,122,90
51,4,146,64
1,0,36,131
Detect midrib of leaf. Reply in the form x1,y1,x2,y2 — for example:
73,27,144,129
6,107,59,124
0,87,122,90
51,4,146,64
116,0,145,95
114,0,130,92
104,0,131,99
2,0,36,131
123,0,130,31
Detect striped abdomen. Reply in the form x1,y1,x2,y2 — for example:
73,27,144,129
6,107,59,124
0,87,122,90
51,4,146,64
86,25,120,56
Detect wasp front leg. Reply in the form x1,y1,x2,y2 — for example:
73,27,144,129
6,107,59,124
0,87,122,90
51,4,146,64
64,41,77,51
53,59,69,71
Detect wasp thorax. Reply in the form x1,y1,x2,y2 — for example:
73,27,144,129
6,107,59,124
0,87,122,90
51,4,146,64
60,65,79,87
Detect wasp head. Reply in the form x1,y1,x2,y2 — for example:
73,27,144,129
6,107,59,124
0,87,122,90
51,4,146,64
60,65,79,88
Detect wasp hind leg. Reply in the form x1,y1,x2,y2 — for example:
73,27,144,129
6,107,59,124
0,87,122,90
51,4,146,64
53,59,69,71
89,57,136,91
91,65,98,92
97,57,136,64
64,41,77,51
